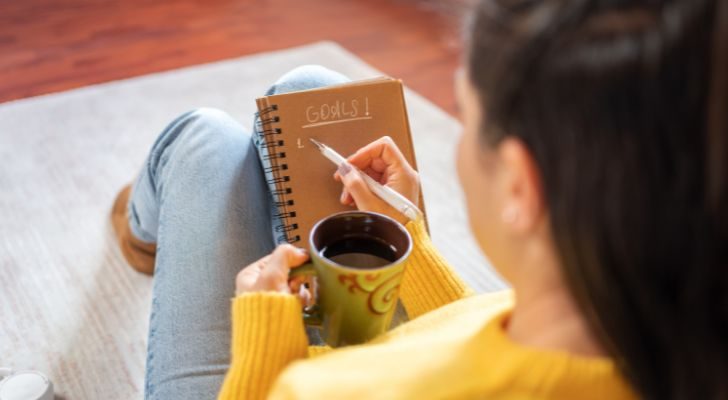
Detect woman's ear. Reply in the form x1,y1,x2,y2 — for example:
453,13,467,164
496,137,544,235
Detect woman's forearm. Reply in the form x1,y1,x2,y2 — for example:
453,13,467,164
218,292,309,400
399,218,474,319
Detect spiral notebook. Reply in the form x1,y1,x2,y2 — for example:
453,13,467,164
254,77,425,244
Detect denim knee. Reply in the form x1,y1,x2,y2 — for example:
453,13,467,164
187,107,240,132
147,107,248,181
266,65,350,96
167,107,245,147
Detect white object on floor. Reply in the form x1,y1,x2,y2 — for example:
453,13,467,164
0,41,506,399
0,369,54,400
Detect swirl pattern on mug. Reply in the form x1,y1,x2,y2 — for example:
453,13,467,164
338,272,404,315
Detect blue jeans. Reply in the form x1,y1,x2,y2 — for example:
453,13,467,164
129,65,349,399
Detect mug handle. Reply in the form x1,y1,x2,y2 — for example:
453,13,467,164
289,263,323,326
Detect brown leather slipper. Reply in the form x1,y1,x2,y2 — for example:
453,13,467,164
111,184,157,275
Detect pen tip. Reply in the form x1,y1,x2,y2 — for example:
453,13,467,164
309,138,323,149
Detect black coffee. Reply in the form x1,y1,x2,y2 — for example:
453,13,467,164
320,236,398,269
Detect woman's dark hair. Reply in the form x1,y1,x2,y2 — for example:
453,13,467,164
467,0,727,399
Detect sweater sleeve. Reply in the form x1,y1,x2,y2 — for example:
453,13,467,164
218,292,309,400
398,218,475,319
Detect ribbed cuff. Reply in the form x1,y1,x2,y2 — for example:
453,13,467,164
399,218,473,319
219,292,308,400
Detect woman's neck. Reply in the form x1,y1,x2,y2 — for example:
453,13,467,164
506,264,606,358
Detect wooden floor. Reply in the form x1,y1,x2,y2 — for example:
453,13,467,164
0,0,469,115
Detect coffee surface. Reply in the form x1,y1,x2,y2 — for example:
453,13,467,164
320,236,398,269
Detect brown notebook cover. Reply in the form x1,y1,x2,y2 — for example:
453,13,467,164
254,77,426,244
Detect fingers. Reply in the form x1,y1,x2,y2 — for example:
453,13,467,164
333,137,420,218
270,244,309,270
334,174,353,205
289,277,313,307
347,136,412,173
236,245,310,295
337,162,383,211
362,167,384,183
267,244,309,292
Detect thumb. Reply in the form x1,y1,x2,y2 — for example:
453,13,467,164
268,244,309,291
338,162,381,211
270,244,309,270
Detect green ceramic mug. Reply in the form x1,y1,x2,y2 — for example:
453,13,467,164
290,211,412,347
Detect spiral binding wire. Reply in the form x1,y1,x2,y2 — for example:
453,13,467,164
256,104,300,243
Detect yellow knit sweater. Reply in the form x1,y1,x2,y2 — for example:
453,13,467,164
218,219,637,400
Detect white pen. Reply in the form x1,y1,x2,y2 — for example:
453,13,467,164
310,138,423,222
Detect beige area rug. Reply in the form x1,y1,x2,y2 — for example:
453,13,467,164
0,41,506,399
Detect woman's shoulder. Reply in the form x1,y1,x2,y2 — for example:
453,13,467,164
269,289,635,400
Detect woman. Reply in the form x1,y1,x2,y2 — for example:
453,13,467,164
111,0,727,398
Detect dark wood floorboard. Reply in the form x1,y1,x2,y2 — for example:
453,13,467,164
0,0,470,115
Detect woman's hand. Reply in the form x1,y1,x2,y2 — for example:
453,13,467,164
334,136,420,225
235,244,311,301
